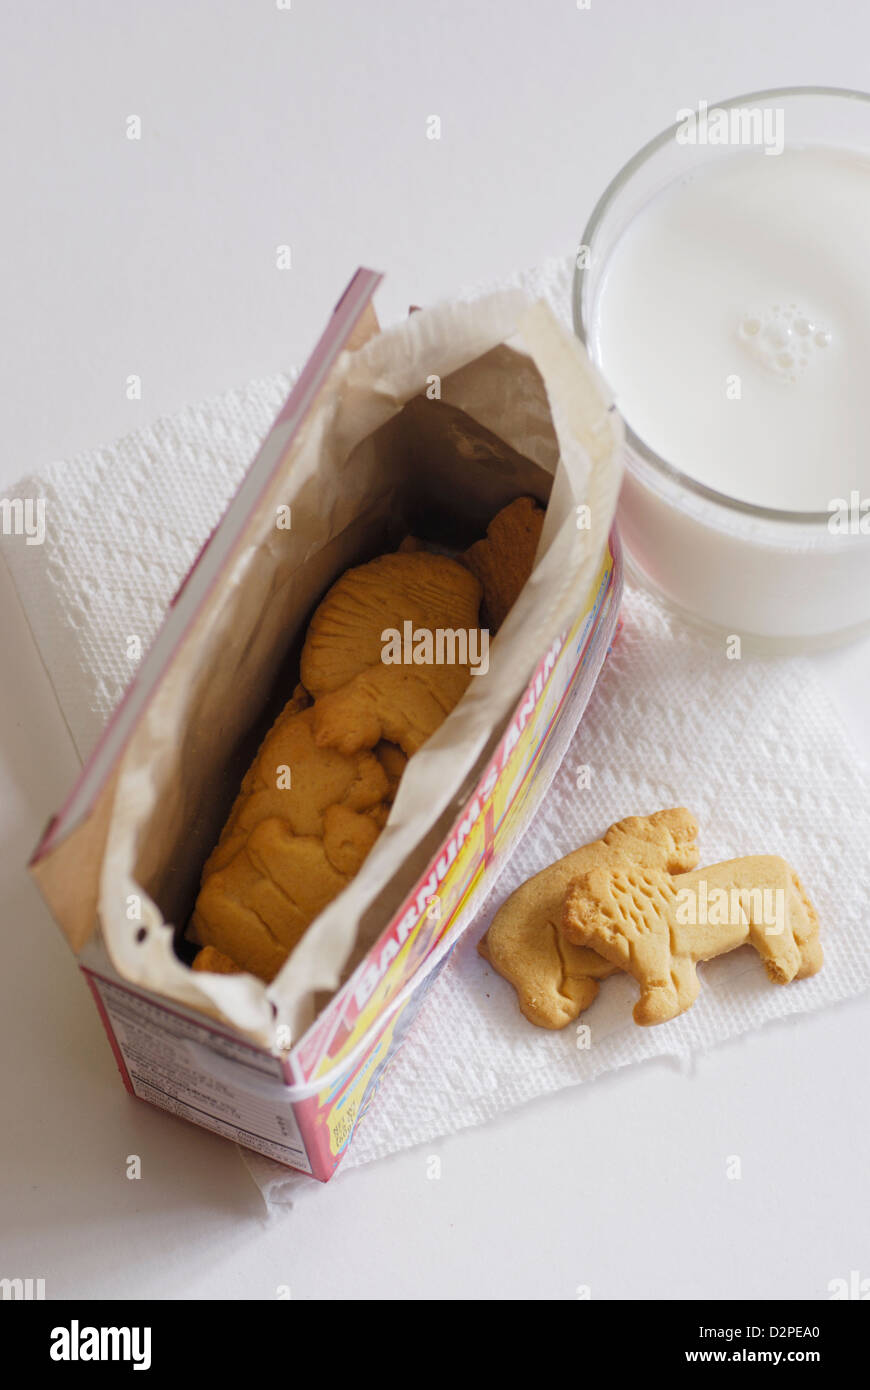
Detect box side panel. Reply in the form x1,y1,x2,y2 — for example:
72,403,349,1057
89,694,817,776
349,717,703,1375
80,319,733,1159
295,544,618,1088
84,967,313,1174
295,950,454,1181
293,546,622,1175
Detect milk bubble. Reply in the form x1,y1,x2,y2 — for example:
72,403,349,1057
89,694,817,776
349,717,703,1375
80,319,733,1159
739,304,831,382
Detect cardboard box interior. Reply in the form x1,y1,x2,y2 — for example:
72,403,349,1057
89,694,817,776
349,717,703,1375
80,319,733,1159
132,389,553,999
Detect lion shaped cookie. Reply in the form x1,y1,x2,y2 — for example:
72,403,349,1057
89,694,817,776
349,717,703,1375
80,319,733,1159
301,551,483,757
562,853,823,1026
478,808,700,1028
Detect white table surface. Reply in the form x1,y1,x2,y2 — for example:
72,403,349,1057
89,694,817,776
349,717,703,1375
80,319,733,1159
2,0,868,1301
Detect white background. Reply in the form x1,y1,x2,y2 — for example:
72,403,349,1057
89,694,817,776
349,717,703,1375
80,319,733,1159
2,0,869,1300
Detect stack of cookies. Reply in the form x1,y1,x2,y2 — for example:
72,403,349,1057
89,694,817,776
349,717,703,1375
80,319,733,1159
189,498,545,982
480,808,823,1028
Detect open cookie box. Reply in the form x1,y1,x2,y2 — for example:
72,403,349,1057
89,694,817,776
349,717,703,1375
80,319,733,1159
29,269,623,1181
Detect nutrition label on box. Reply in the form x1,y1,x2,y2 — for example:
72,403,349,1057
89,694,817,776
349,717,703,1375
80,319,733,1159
85,971,312,1173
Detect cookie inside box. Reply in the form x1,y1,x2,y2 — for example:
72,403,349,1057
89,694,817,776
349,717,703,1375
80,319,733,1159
129,390,553,991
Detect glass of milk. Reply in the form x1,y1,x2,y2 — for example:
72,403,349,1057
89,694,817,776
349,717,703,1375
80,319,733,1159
574,87,870,650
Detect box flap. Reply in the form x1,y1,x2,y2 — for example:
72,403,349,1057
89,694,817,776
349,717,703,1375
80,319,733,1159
29,266,383,953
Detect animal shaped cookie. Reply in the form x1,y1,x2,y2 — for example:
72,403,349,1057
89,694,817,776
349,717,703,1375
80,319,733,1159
203,704,390,877
301,551,483,757
562,854,823,1026
462,496,545,630
190,703,393,981
192,808,381,982
478,809,700,1028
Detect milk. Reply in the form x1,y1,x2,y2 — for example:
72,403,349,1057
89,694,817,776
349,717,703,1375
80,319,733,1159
590,145,870,513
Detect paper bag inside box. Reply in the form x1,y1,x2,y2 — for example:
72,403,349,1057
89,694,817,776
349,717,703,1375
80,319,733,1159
30,269,624,1180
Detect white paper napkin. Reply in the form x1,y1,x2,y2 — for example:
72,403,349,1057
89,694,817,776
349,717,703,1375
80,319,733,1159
5,259,869,1209
2,373,296,759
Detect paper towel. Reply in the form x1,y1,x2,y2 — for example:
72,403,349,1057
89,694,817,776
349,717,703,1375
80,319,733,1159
4,258,869,1209
4,373,295,759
